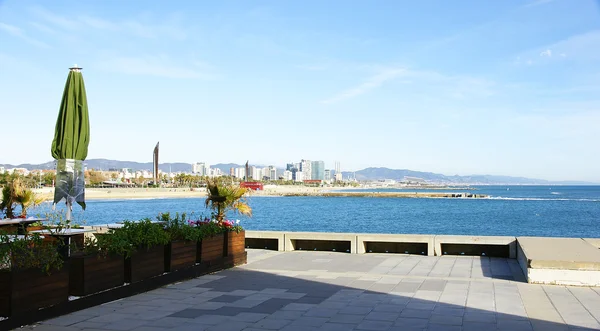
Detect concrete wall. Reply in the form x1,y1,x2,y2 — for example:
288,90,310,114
245,231,520,257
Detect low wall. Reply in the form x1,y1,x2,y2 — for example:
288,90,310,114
245,231,517,257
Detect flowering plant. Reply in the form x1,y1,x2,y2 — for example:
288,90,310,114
222,219,244,233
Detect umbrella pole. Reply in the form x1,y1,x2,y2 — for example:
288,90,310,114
66,201,72,226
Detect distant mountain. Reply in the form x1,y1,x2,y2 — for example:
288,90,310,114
0,160,595,185
341,167,596,185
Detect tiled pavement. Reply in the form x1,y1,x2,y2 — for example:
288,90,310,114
23,250,600,331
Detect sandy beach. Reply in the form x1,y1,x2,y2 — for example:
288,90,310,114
32,185,483,201
33,185,335,201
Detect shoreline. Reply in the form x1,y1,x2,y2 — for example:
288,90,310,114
33,186,485,201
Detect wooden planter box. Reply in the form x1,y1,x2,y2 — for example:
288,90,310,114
125,245,165,283
70,254,125,296
226,230,246,257
0,265,69,317
165,241,197,272
198,233,225,265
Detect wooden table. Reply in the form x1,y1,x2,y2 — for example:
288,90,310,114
29,229,94,258
0,218,48,234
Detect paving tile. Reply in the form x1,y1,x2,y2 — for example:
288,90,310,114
303,307,339,317
418,280,447,292
253,317,293,329
43,314,92,326
329,313,366,324
364,311,400,321
429,314,462,326
339,305,373,315
426,323,462,331
356,320,394,330
232,312,270,322
287,316,329,327
102,318,147,330
205,321,250,331
394,317,428,328
462,321,498,331
400,309,432,319
282,303,316,311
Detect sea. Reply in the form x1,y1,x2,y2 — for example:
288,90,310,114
30,185,600,238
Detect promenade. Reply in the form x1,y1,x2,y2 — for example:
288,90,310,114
25,250,600,331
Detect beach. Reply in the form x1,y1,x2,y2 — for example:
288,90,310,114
32,185,484,201
33,185,335,201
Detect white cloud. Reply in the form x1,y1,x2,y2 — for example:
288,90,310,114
98,55,220,80
540,49,552,57
0,22,49,48
321,68,405,104
29,6,187,41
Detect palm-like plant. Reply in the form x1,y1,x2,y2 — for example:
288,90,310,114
0,177,44,218
205,178,252,223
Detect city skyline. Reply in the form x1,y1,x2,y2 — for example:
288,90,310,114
1,1,600,182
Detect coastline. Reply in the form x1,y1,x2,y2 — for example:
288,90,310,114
33,185,484,201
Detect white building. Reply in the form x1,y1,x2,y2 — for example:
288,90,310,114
234,167,246,179
300,159,312,180
283,170,293,181
192,162,209,176
252,167,262,180
334,173,343,182
295,171,305,182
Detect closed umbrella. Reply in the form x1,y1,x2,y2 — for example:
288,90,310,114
51,65,90,221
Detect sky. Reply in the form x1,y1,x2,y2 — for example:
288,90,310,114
1,0,600,182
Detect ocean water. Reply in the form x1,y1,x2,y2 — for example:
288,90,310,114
29,186,600,238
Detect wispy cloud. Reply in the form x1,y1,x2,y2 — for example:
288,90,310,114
0,22,49,48
29,6,187,41
321,68,405,104
98,55,220,80
517,30,599,64
523,0,554,8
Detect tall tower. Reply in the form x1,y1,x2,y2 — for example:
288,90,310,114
153,142,159,186
245,160,249,181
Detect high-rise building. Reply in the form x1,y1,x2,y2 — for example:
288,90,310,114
192,162,209,176
283,170,293,181
269,166,277,180
251,166,261,180
324,169,332,182
300,159,312,180
311,161,325,180
295,171,304,182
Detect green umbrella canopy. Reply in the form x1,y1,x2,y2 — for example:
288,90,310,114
51,66,90,211
51,67,90,160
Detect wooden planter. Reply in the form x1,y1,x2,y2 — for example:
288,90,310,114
165,241,197,272
226,230,246,257
0,265,69,317
125,245,165,283
198,233,225,265
69,254,125,296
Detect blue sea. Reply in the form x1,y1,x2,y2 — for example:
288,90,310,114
31,186,600,238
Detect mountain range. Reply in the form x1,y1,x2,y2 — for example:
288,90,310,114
0,159,595,185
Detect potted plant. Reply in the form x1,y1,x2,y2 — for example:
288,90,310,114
223,220,247,265
204,178,251,264
68,234,128,296
205,178,252,223
192,219,224,266
109,219,170,283
161,212,199,272
0,177,43,219
0,232,67,317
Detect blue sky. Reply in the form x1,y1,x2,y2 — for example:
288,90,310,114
1,0,599,182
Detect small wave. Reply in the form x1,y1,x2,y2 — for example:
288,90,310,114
487,196,600,202
550,192,561,195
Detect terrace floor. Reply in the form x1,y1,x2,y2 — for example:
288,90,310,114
25,250,600,331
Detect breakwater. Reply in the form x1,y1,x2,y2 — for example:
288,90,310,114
278,192,488,198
